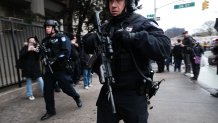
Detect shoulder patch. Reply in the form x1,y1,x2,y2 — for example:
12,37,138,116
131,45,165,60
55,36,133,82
149,21,160,29
61,37,66,42
125,26,133,32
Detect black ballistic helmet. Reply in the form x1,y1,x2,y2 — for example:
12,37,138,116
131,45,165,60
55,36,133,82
44,19,60,32
106,0,139,12
127,0,139,12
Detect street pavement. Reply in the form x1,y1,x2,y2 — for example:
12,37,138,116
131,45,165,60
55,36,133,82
0,64,218,123
184,51,218,94
198,51,218,94
149,71,218,123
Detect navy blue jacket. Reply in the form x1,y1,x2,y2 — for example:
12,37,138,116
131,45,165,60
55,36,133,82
41,33,71,71
103,13,171,90
83,13,171,90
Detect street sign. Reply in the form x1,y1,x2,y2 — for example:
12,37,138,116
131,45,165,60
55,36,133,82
147,14,154,18
174,2,195,9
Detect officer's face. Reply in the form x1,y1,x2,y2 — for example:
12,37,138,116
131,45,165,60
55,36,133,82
109,0,126,16
45,26,55,35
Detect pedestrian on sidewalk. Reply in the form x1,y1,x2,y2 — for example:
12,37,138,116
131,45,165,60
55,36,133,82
172,39,183,72
40,19,82,121
80,43,92,90
17,36,44,100
182,31,194,74
210,39,218,97
82,0,171,122
211,39,218,75
210,18,218,97
190,41,204,80
69,33,81,85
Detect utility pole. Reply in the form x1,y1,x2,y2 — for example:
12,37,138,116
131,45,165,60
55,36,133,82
154,0,156,19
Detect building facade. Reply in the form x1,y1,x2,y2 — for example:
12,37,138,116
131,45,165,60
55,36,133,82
0,0,68,24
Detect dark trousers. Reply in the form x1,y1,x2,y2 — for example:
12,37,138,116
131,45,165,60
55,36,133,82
43,70,80,114
190,59,200,79
165,57,172,71
156,60,165,72
184,54,191,73
97,90,148,123
174,58,182,72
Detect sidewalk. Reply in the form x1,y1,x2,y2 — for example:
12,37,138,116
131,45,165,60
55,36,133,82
0,68,218,123
149,71,218,123
181,53,218,94
198,65,218,93
0,75,102,123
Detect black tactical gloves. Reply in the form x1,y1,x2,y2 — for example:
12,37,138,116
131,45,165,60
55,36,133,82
112,30,135,48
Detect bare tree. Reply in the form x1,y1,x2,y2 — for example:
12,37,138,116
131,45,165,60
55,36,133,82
202,20,216,36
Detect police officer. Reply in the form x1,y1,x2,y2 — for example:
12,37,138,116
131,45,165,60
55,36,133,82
40,19,82,121
83,0,171,123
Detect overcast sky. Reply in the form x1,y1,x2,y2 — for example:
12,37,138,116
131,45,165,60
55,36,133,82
136,0,218,34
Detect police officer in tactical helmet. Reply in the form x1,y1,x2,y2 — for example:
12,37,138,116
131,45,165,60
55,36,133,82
44,20,60,32
83,0,171,123
40,19,82,121
44,20,62,92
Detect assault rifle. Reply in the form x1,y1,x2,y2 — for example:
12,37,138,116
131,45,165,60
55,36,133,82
38,44,54,74
93,10,116,114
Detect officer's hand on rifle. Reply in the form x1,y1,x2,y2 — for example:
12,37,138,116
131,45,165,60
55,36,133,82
46,58,55,65
112,30,135,48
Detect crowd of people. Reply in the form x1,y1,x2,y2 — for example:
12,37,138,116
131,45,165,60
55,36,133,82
14,0,218,122
156,31,205,81
15,0,170,122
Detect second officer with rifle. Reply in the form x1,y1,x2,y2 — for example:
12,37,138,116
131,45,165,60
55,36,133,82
83,0,171,123
40,19,82,121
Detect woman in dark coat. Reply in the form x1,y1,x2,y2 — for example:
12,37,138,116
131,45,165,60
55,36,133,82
190,42,204,80
18,36,44,100
172,39,183,72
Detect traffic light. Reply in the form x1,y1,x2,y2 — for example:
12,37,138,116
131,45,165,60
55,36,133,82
202,0,209,10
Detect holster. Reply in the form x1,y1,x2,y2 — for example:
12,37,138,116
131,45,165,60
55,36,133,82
139,77,153,96
139,70,164,100
63,59,74,74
